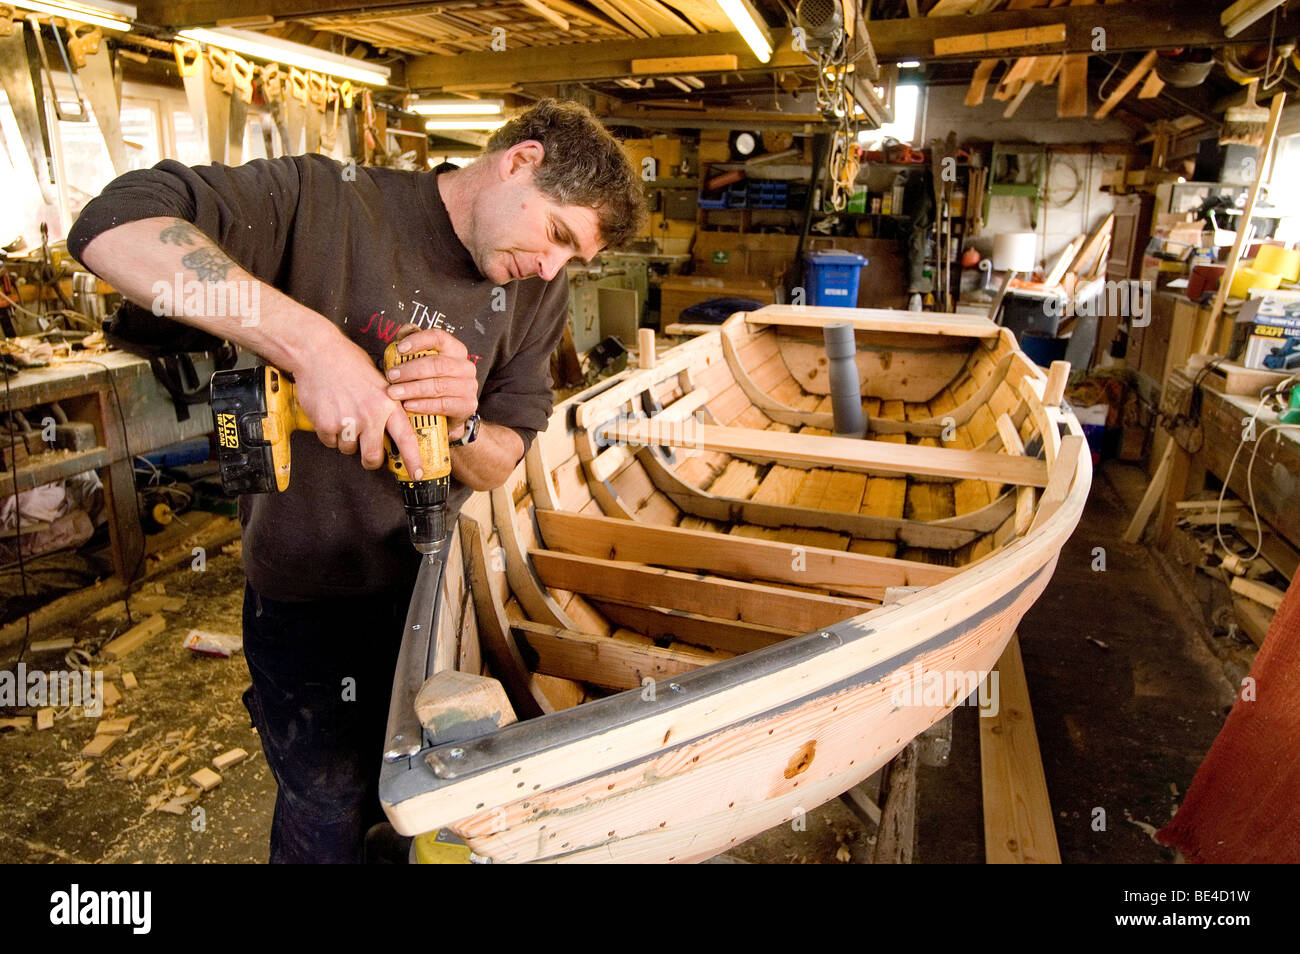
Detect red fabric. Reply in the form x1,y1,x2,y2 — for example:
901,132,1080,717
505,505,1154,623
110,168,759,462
1157,572,1300,862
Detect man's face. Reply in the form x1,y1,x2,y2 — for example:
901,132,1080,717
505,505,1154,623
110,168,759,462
465,141,605,284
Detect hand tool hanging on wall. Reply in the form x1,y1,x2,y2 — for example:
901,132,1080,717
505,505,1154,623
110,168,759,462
30,17,86,122
0,18,57,204
285,65,307,155
226,51,252,164
319,78,338,154
338,80,358,160
66,23,99,68
173,40,207,149
203,47,232,164
304,69,325,153
362,88,383,163
259,63,289,157
75,32,132,176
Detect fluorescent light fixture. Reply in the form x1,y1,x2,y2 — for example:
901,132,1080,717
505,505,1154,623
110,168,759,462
425,119,507,131
13,0,134,32
717,0,772,64
1222,0,1288,39
178,26,391,85
899,60,921,69
409,99,504,116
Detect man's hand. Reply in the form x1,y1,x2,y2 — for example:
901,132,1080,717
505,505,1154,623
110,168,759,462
289,325,422,474
383,326,480,438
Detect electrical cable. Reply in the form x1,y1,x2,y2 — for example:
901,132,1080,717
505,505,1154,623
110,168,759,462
1094,56,1124,102
1214,373,1300,562
1260,9,1289,92
1046,154,1084,208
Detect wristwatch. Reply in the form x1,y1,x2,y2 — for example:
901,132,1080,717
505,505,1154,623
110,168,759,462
449,413,480,447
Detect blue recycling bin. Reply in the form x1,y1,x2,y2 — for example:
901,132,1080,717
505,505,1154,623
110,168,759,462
804,250,868,307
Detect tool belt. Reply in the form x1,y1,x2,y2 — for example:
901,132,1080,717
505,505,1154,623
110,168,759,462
104,301,238,421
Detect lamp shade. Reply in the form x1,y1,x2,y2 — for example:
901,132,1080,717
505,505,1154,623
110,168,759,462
993,232,1037,272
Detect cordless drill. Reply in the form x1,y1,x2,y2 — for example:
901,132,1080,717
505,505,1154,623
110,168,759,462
210,343,452,553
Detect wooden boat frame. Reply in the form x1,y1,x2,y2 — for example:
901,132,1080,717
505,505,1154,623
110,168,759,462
380,305,1091,863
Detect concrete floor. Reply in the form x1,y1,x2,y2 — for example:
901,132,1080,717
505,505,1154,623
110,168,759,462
915,462,1240,863
0,462,1246,863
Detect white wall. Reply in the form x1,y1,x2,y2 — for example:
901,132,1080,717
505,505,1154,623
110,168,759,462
920,83,1137,271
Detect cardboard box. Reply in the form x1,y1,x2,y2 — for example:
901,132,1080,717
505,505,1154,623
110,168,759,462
1239,290,1300,370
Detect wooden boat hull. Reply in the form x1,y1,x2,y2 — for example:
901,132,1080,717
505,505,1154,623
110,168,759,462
380,305,1091,863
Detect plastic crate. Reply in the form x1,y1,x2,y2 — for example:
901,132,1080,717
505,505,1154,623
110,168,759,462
804,250,868,307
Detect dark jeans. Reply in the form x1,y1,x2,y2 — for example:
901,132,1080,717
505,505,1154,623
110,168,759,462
241,583,409,863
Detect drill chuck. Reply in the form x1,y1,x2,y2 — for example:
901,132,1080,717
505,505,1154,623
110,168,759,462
401,474,450,553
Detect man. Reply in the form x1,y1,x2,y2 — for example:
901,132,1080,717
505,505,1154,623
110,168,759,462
67,98,646,863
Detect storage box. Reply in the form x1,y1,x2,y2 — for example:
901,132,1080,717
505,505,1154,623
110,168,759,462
804,250,868,307
1239,290,1300,370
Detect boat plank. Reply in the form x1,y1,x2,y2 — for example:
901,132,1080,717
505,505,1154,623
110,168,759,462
633,490,680,526
528,550,870,632
513,621,721,690
613,421,1049,487
747,306,1000,338
552,454,594,512
706,381,751,425
707,459,762,499
752,464,806,505
980,635,1061,864
536,509,955,598
592,600,794,654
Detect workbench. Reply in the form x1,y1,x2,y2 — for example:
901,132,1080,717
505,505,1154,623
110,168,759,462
1153,364,1300,554
1,351,215,581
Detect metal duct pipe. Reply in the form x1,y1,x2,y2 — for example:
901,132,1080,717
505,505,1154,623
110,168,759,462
823,321,865,439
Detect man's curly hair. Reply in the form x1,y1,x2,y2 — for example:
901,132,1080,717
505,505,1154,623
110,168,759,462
486,99,647,251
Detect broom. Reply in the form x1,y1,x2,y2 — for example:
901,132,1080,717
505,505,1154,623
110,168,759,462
1221,79,1270,146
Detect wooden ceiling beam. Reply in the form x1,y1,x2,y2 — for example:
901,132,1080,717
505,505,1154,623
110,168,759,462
878,0,1285,62
407,29,815,89
139,0,500,29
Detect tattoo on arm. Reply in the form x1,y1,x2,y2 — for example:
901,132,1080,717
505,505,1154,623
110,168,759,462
164,219,239,282
181,247,237,283
159,220,205,246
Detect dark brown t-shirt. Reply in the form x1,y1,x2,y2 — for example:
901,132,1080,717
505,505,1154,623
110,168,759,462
68,155,568,600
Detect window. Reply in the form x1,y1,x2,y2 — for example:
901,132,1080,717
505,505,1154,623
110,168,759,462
172,109,208,166
53,79,162,221
1267,133,1300,243
858,84,922,148
0,90,62,245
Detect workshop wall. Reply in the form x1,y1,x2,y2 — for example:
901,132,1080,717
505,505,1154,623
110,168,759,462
921,84,1134,271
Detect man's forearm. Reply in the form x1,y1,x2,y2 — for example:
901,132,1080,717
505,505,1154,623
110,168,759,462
451,421,524,491
78,216,341,376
